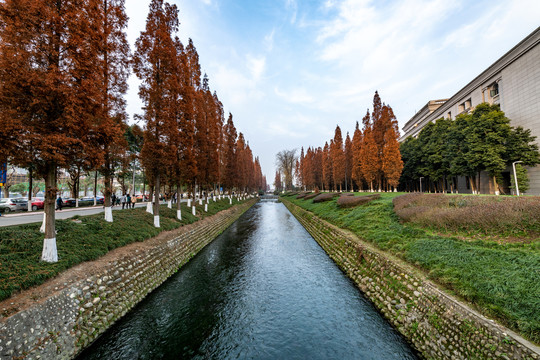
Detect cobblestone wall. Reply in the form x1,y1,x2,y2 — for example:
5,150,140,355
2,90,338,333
0,200,256,360
283,200,540,360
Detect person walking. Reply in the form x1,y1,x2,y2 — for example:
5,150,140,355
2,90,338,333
56,196,63,211
111,194,116,207
121,193,127,209
131,194,136,209
126,194,131,209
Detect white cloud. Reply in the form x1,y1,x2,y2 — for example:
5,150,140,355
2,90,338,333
264,29,275,52
247,55,266,82
274,87,314,104
285,0,298,24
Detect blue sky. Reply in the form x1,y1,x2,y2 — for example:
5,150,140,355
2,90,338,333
125,0,540,183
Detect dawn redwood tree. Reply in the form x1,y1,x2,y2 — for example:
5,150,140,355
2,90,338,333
274,171,282,192
360,113,378,192
88,0,131,222
344,132,353,191
322,142,332,191
351,121,363,190
222,113,238,193
298,147,305,189
133,0,179,227
0,0,100,262
331,126,345,191
382,125,403,190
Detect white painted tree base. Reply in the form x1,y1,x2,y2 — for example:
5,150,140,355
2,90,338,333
199,199,202,205
146,202,153,214
154,215,160,228
177,209,182,220
187,199,191,207
192,206,196,216
104,207,113,222
167,200,172,209
204,204,208,212
41,238,58,262
229,198,232,204
40,213,46,233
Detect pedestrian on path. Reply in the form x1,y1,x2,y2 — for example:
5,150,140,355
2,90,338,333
131,194,136,209
121,194,127,209
112,194,116,207
56,196,63,211
126,194,131,209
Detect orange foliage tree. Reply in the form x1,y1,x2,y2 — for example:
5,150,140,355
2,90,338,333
133,0,179,227
294,91,402,193
331,126,345,191
0,0,104,261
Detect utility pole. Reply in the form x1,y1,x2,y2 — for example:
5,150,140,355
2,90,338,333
512,161,523,196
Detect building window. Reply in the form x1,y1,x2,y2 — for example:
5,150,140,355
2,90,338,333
490,82,499,97
458,103,465,113
465,98,472,110
447,111,451,119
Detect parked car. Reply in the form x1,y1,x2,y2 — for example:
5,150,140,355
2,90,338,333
0,198,28,213
61,198,76,207
31,197,44,211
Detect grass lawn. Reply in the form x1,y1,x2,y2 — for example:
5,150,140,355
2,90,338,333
0,198,247,303
281,192,540,344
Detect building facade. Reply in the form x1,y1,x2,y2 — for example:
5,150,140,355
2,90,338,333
400,27,540,195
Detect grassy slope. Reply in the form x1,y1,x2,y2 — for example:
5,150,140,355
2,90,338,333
0,199,246,302
282,193,540,343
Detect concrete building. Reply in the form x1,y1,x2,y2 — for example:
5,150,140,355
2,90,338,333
401,26,540,195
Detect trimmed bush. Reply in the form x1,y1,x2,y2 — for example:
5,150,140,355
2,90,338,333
304,191,322,200
337,194,380,208
296,192,311,199
393,193,540,237
312,193,338,203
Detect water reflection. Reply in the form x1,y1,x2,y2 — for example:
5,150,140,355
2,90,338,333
78,202,417,360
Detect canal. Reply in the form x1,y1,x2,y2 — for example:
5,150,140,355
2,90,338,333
78,202,417,359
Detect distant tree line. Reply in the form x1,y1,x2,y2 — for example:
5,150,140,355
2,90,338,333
399,103,540,193
290,91,403,192
0,0,265,262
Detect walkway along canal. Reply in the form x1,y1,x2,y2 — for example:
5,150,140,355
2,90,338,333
78,201,417,359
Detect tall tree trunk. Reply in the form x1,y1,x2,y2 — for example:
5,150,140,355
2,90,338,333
94,171,98,205
176,182,182,220
146,185,154,213
42,162,57,262
104,162,113,222
28,167,33,211
153,173,160,227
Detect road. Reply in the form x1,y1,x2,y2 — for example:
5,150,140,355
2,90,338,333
0,202,164,227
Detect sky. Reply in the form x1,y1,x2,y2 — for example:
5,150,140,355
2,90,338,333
124,0,540,184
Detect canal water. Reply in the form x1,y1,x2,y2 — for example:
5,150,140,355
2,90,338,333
78,202,417,359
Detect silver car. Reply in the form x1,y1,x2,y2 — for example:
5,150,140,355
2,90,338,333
0,198,28,213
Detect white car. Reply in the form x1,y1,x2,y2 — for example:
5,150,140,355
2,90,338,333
0,198,28,213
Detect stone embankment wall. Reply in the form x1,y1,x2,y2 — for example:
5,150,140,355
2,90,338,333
283,200,540,360
0,200,256,360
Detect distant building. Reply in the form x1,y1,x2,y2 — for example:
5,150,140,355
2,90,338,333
401,26,540,195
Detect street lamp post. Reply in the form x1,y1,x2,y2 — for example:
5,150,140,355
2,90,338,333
419,177,424,193
512,161,523,196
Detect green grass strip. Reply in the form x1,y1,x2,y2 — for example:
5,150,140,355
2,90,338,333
0,199,246,303
282,193,540,344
